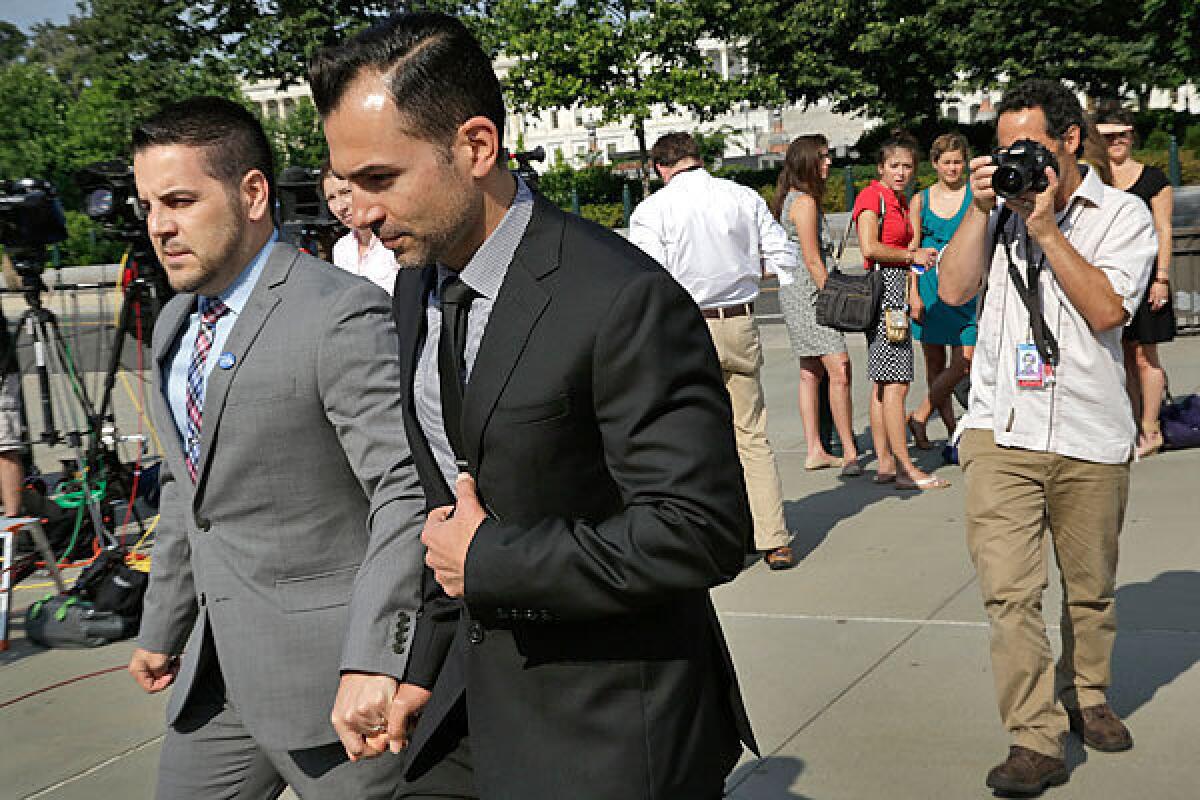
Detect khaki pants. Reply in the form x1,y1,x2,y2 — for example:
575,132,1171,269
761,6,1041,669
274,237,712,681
959,429,1129,759
706,315,790,551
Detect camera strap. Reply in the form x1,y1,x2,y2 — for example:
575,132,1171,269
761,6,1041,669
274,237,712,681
997,206,1060,368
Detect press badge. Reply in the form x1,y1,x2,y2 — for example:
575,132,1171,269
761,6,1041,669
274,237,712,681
1015,343,1046,388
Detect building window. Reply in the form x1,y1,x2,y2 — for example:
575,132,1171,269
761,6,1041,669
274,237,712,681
550,110,560,129
282,97,296,118
606,142,618,157
946,106,959,122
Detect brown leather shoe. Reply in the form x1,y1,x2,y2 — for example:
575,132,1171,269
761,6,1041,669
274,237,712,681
1067,704,1133,752
986,746,1068,796
763,546,797,570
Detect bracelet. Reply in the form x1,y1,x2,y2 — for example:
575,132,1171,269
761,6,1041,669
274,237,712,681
1154,277,1170,285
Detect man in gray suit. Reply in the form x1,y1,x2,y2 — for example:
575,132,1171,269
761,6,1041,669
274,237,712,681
126,96,428,798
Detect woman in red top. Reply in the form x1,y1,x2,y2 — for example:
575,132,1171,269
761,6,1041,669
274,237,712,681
853,135,946,489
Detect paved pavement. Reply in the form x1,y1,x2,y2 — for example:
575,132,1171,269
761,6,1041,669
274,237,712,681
1,307,1197,799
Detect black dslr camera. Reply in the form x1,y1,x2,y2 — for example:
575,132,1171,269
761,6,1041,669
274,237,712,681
991,139,1059,199
0,178,68,276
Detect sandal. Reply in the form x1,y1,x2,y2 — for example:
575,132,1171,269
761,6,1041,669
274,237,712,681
805,455,844,471
907,415,934,450
873,471,896,484
895,475,952,491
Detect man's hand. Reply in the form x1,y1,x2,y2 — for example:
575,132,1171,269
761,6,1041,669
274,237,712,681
128,648,179,693
1006,166,1059,241
422,473,487,598
386,683,433,754
968,155,999,214
332,672,398,761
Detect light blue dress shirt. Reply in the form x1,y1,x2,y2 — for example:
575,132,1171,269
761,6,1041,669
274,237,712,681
165,232,278,451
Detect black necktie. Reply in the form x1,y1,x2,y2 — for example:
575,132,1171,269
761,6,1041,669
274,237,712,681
438,275,477,469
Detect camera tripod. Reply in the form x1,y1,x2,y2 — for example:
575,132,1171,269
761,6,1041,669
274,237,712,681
5,243,166,550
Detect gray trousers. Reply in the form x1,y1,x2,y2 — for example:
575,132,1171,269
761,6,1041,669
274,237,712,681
156,652,407,800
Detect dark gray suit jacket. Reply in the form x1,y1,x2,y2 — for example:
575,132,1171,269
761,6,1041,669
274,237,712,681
140,242,427,751
396,197,757,798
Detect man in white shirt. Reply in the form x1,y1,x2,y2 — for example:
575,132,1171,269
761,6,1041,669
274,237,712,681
320,162,401,294
629,132,798,570
939,80,1157,796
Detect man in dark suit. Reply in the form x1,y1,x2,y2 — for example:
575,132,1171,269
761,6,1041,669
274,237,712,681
311,13,757,799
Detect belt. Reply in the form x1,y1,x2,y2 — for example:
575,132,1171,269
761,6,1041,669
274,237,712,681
701,302,754,320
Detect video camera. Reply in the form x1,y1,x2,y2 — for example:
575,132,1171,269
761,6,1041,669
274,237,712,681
277,166,340,254
510,147,545,191
0,178,68,275
992,139,1059,199
77,161,147,242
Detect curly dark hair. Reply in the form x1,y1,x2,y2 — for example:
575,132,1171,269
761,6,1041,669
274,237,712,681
996,79,1086,154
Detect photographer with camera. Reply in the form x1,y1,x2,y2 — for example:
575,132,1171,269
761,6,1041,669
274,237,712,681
320,161,400,295
939,80,1157,795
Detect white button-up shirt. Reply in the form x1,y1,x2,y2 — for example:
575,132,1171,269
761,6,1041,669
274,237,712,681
628,168,797,308
332,231,401,295
956,166,1157,464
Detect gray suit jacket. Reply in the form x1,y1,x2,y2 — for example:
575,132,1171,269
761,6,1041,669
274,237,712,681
139,241,426,751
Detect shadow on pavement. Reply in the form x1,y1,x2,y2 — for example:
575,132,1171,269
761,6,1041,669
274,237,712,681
726,756,813,799
1109,570,1200,720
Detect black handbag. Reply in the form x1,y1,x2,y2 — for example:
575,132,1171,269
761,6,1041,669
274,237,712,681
814,200,884,333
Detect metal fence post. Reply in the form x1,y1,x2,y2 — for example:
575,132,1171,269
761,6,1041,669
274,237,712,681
1169,135,1183,187
571,187,581,216
622,184,633,227
844,165,856,211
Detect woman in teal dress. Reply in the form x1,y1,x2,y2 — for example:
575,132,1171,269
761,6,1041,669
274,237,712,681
906,133,977,463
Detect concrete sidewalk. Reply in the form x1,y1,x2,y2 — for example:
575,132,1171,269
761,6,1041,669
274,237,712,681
1,324,1197,799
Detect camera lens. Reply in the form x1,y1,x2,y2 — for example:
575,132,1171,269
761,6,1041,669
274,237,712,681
993,165,1027,199
87,188,114,218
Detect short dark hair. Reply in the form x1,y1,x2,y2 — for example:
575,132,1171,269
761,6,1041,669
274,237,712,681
650,132,701,167
996,79,1086,154
308,12,505,147
132,96,276,211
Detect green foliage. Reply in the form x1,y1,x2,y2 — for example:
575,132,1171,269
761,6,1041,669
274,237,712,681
0,21,26,65
1145,130,1172,150
1184,126,1200,156
580,202,626,228
262,98,327,170
206,1,398,88
460,0,780,170
0,63,71,189
1137,149,1200,185
59,211,127,267
536,163,638,208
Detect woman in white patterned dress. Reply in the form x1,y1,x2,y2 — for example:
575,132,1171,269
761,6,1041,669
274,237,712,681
772,134,861,476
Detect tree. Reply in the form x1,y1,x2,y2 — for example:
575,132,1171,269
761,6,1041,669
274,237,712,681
262,97,328,169
734,1,958,136
0,21,26,65
940,0,1175,107
0,64,71,187
206,1,400,88
460,0,779,185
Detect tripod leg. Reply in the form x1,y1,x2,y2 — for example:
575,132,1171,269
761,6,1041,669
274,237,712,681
23,315,57,444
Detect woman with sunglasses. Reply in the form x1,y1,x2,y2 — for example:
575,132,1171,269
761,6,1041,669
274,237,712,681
1096,106,1175,457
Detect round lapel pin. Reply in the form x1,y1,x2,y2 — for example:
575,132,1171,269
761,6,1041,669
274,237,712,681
217,352,236,370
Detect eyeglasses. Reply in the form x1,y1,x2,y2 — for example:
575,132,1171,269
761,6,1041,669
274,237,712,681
819,151,832,160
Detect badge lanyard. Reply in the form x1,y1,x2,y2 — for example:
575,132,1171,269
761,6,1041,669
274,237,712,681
998,201,1080,372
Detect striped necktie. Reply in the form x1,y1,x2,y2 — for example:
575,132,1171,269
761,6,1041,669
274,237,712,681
184,297,230,481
